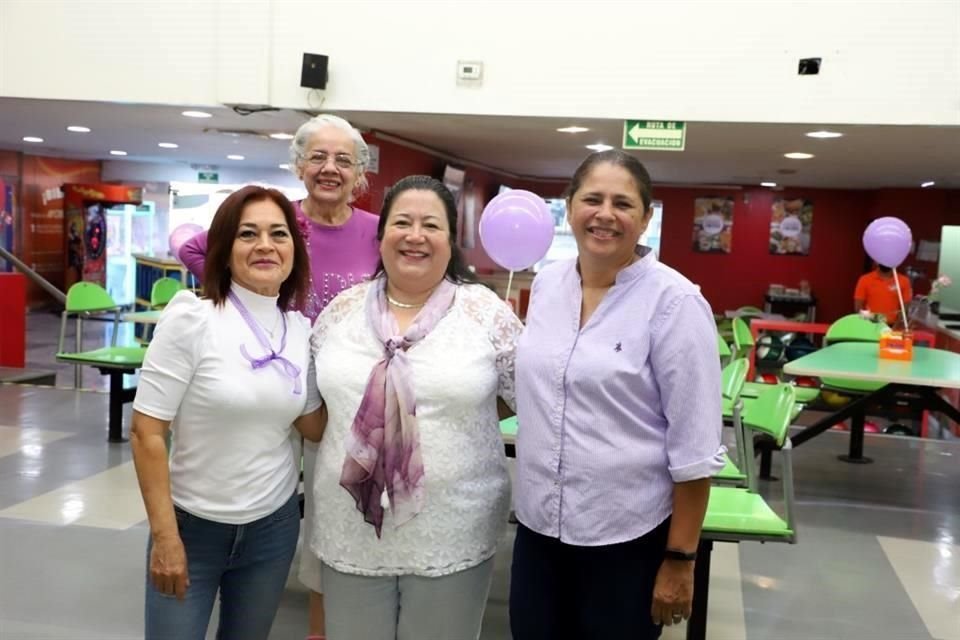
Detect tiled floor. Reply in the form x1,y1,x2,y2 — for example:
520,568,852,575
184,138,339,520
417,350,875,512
1,313,959,638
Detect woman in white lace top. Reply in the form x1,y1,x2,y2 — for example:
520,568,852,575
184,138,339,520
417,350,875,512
306,175,522,640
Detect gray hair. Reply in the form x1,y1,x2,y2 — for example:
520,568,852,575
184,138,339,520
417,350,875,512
289,114,370,195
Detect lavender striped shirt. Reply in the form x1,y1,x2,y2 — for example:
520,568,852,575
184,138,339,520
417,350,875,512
515,247,725,546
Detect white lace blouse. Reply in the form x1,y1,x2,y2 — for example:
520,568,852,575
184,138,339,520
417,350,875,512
308,280,523,577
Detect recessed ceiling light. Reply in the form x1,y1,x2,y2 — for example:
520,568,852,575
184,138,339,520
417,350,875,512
227,154,245,160
269,133,294,140
784,152,814,159
586,143,614,152
278,163,291,170
557,126,590,134
109,150,128,156
22,136,43,143
805,130,843,139
761,181,777,188
182,110,212,118
921,181,935,188
158,142,179,149
66,125,91,133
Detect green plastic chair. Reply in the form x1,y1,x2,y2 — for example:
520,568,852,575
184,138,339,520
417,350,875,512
56,282,146,369
730,316,755,360
56,283,147,441
821,314,889,393
717,334,732,362
150,277,183,308
714,358,749,486
703,384,798,541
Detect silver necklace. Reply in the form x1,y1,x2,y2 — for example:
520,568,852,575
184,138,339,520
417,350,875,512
386,294,425,309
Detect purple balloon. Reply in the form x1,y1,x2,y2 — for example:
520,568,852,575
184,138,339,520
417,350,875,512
862,217,912,268
169,223,204,258
479,190,555,271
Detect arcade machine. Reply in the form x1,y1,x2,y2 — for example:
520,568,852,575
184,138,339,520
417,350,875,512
63,184,143,290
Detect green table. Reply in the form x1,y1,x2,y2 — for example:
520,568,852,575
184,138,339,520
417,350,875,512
500,416,517,457
779,342,960,465
122,310,163,325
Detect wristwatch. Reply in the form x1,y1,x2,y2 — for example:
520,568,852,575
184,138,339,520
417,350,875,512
664,548,697,562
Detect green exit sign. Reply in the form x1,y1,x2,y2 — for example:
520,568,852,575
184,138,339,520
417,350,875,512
198,171,219,184
622,120,686,151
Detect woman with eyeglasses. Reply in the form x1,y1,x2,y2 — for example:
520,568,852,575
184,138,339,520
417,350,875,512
178,114,380,640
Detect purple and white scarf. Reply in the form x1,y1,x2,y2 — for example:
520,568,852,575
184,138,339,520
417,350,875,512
340,277,457,537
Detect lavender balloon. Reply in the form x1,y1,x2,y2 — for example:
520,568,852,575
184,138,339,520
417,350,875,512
169,223,204,259
862,217,912,268
479,190,555,271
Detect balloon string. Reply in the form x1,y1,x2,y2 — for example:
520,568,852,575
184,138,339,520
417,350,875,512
892,267,909,331
505,270,515,305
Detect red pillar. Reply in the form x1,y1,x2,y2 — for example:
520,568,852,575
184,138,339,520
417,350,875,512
0,272,26,367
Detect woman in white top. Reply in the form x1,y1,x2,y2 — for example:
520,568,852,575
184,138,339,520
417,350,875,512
131,186,325,640
307,175,523,640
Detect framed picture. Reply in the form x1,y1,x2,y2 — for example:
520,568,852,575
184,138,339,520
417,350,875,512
692,196,733,253
770,198,813,255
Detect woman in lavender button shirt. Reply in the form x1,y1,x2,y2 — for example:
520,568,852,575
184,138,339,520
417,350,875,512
510,151,726,639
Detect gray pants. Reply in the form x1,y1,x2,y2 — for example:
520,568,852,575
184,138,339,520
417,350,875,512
321,557,495,640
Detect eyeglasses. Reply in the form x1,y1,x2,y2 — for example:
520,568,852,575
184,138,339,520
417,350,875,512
304,152,356,169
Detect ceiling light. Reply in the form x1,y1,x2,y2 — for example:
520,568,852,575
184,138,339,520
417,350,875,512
182,110,213,118
158,142,179,149
921,181,935,188
278,163,291,170
586,143,614,152
22,136,43,143
761,182,777,188
227,154,245,160
805,130,843,139
66,125,91,133
557,126,590,134
269,133,294,140
109,150,128,156
784,152,814,159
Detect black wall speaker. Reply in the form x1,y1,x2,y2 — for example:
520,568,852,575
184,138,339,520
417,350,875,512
301,53,329,90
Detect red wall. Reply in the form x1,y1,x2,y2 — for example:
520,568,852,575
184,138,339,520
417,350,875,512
349,135,959,323
19,155,101,305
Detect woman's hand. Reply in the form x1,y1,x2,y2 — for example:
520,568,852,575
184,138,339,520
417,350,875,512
150,532,190,600
650,558,695,626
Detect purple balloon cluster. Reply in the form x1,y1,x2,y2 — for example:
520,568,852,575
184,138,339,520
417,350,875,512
478,190,555,271
862,217,912,269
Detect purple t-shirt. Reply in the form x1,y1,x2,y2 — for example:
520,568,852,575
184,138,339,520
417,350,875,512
178,201,381,321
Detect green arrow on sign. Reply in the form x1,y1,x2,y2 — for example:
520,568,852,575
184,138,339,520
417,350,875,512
622,120,686,151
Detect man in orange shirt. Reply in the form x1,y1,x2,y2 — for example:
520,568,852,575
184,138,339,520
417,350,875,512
854,263,912,324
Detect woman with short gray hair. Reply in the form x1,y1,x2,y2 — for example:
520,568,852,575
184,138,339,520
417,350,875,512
178,113,381,640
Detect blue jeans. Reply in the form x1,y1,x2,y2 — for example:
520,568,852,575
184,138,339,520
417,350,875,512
144,492,300,640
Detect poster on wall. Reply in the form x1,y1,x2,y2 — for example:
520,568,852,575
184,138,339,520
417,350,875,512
692,196,733,253
769,197,813,255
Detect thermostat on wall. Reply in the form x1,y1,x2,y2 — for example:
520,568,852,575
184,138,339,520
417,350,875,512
457,61,483,81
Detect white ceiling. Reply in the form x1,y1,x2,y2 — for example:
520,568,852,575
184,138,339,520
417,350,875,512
0,97,958,189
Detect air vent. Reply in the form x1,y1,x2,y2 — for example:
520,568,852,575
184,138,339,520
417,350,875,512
203,128,270,140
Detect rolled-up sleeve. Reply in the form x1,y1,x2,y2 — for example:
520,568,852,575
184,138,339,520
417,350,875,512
650,293,726,482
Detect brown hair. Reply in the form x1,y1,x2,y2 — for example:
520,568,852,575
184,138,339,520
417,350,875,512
203,185,310,309
564,150,654,210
